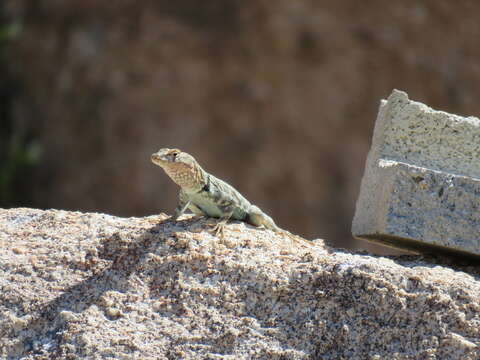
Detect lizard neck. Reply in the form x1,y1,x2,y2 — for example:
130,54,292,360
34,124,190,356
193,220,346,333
163,161,207,192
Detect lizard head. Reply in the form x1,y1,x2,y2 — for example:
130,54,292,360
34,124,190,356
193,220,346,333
152,148,185,166
151,148,204,189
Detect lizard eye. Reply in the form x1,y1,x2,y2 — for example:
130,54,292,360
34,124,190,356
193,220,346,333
171,152,179,160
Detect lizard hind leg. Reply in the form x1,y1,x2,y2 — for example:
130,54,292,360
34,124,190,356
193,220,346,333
210,207,234,239
212,219,228,238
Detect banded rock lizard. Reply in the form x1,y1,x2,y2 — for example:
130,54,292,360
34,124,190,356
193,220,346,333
151,148,310,245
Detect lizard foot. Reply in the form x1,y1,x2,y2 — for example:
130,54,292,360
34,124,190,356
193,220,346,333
210,220,228,239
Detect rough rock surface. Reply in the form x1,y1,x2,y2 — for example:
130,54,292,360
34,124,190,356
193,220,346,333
1,208,479,359
6,1,480,249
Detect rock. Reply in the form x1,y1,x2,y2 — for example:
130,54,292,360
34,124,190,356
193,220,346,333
1,208,479,359
353,90,480,257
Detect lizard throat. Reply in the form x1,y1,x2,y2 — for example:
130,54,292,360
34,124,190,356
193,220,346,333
163,163,205,191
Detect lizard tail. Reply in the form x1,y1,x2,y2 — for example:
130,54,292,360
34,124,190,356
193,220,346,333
247,205,280,232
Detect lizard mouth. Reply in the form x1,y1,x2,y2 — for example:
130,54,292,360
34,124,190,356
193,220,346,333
151,153,164,165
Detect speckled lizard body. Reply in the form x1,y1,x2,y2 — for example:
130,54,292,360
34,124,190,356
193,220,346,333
151,148,281,235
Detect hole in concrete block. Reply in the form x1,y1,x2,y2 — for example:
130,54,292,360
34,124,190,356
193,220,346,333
412,176,424,184
438,187,444,197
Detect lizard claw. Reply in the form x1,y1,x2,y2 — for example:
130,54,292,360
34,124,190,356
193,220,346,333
211,220,228,239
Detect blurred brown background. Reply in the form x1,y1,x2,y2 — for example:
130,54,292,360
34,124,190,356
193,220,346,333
2,1,480,251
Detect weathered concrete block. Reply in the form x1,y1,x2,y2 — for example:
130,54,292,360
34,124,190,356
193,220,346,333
353,90,480,257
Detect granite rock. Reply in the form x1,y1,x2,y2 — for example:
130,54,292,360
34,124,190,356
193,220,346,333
1,208,479,359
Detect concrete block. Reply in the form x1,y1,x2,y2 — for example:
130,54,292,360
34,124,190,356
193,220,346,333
352,89,480,257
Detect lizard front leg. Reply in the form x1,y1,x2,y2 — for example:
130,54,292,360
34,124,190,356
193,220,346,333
171,190,191,221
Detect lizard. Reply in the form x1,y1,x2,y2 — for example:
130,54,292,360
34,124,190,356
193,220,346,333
151,148,316,248
151,148,313,247
151,148,284,237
